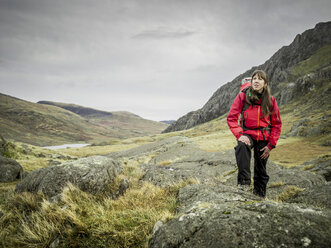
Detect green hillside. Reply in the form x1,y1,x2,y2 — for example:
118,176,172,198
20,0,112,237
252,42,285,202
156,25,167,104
0,94,168,146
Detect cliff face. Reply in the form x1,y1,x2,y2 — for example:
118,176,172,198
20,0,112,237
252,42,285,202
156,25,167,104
163,21,331,133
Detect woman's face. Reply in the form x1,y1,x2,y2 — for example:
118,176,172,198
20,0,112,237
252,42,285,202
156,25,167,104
252,74,266,93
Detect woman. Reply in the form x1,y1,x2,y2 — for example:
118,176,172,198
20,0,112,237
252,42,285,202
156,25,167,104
227,70,282,198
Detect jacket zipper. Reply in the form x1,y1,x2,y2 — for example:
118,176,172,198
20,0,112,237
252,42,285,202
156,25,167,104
257,106,260,141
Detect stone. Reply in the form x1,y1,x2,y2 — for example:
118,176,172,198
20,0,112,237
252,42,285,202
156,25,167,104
289,182,331,209
47,160,62,166
0,155,23,182
15,156,122,198
141,143,238,187
298,155,331,181
49,237,60,248
288,119,310,137
149,184,331,248
152,220,164,235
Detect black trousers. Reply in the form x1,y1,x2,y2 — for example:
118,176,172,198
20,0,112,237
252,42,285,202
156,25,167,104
235,135,269,197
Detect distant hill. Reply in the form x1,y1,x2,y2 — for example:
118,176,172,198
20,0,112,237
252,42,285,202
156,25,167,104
0,94,168,146
38,101,113,118
163,21,331,133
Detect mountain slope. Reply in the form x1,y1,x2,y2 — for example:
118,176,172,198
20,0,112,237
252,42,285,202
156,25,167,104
0,94,168,146
38,101,114,118
37,101,167,140
163,21,331,133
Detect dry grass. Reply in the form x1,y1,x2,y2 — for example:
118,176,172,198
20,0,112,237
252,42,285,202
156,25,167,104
191,131,236,152
158,161,172,166
270,137,330,168
302,164,316,171
17,157,51,172
61,143,141,157
0,156,198,248
275,186,304,202
180,117,237,152
60,132,180,157
1,141,73,172
267,181,285,188
157,156,189,167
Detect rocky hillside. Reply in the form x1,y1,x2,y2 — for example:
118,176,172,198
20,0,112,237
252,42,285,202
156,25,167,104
164,21,331,133
110,137,330,248
160,120,176,125
0,93,168,146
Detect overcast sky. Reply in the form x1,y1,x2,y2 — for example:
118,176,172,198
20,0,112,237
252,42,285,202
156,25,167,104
0,0,330,121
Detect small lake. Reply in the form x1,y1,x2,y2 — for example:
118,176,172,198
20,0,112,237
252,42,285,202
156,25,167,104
43,144,90,150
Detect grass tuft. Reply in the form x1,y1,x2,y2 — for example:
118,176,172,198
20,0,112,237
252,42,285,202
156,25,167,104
158,161,172,166
0,160,198,248
267,181,285,188
275,186,304,202
302,164,316,171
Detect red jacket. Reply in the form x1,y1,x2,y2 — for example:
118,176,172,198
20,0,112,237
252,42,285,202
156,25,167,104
227,91,282,150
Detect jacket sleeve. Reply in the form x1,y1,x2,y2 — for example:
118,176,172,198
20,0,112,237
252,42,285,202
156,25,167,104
227,92,245,139
267,97,282,150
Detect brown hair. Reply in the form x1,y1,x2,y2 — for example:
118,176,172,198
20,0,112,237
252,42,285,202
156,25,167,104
246,70,272,117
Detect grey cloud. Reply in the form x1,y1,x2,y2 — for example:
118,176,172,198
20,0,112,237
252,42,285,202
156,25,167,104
133,27,196,39
0,0,331,121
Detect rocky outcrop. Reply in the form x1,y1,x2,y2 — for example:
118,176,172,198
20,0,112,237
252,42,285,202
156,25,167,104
164,21,331,133
111,136,325,198
0,155,23,182
15,156,126,198
278,68,331,107
107,136,330,247
149,183,331,248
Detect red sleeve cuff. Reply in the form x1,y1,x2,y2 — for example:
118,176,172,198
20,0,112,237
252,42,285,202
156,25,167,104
236,131,245,139
267,144,275,150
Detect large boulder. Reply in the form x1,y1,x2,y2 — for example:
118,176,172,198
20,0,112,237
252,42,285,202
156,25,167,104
15,156,124,198
141,139,237,187
149,183,331,248
0,155,23,182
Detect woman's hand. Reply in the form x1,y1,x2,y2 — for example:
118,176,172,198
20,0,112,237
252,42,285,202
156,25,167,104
238,135,251,146
260,146,270,159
